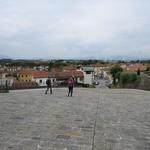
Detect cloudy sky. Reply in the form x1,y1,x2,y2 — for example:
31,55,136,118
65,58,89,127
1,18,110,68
0,0,150,59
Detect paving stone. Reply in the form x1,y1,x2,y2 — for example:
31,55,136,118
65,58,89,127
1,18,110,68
0,88,150,150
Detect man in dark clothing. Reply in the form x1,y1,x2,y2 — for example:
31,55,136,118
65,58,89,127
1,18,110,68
45,77,52,94
67,76,75,97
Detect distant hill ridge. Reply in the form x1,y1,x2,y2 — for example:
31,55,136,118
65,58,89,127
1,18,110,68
0,54,11,59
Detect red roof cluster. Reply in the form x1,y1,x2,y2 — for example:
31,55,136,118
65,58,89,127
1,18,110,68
63,65,77,71
127,64,148,72
19,70,83,79
19,70,49,78
32,71,49,78
49,70,83,79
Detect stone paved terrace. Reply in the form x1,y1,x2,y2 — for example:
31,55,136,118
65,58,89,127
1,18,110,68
0,88,150,150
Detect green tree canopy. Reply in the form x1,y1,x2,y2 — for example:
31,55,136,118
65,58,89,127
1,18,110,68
110,65,123,85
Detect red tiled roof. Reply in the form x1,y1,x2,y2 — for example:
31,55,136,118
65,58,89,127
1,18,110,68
66,70,84,77
18,70,49,78
18,69,84,79
63,65,77,71
18,70,33,74
32,71,49,78
127,64,148,72
50,68,62,72
49,70,83,79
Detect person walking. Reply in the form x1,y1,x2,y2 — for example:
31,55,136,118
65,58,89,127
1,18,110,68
67,76,75,97
45,77,52,94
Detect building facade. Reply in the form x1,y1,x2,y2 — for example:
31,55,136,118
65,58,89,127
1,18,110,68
80,67,94,85
18,71,32,82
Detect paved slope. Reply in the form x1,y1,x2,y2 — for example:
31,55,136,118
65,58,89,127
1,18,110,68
0,88,150,150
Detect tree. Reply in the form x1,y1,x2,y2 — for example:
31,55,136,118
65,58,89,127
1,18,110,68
48,61,54,71
137,68,141,76
115,72,122,83
110,65,123,85
146,66,150,71
48,60,67,70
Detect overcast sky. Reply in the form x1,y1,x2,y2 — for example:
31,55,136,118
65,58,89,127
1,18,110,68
0,0,150,59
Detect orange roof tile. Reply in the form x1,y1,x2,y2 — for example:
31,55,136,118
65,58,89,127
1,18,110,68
128,64,148,72
49,70,83,79
19,70,49,78
32,71,49,78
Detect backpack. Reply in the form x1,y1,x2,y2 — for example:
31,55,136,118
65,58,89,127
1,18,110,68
46,79,51,86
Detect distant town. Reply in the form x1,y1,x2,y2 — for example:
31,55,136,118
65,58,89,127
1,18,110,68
0,59,150,91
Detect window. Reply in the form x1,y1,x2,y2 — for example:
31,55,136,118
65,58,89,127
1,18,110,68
40,80,42,83
53,79,55,82
26,75,28,77
86,71,91,74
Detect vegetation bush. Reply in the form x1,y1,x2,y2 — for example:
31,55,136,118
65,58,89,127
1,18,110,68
119,72,141,87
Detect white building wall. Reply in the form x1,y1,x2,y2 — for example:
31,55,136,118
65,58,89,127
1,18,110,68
83,72,94,85
0,79,14,86
36,78,47,86
77,77,84,84
33,78,56,87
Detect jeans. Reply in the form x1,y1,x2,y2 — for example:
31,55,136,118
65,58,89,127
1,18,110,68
68,86,73,97
45,86,52,94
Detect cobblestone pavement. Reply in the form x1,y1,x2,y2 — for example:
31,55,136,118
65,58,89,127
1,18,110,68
0,88,150,150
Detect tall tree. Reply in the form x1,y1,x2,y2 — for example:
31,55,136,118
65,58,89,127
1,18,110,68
110,65,123,85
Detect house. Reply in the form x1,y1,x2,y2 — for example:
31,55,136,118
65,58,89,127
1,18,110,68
18,70,56,86
0,72,7,79
66,70,84,84
32,71,56,87
49,70,84,85
120,63,127,70
127,63,148,72
91,63,110,79
18,70,33,82
80,67,94,85
4,66,23,73
33,65,49,71
92,63,109,72
0,75,16,92
5,76,16,87
0,65,4,71
63,65,77,71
